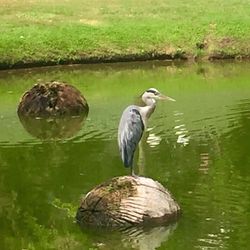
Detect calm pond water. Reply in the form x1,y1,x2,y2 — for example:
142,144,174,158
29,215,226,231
0,61,250,250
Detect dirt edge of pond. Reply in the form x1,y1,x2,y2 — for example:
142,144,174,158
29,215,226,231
1,51,250,70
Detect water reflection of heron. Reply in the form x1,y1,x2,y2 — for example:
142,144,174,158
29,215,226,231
118,88,175,175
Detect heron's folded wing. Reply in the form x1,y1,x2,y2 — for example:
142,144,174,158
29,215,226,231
118,107,144,167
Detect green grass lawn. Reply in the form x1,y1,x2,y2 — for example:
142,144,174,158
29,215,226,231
0,0,250,68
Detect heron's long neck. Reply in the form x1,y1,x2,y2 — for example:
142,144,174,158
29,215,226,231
139,98,156,127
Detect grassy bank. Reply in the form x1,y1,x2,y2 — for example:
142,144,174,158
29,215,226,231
0,0,250,69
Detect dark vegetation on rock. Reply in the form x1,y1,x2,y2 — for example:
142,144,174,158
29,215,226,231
17,81,89,117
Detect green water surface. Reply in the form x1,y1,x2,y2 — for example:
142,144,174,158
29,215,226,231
0,61,250,250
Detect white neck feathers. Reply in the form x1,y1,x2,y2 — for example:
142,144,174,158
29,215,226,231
139,97,156,127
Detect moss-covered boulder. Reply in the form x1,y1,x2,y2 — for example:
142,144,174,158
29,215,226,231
17,81,89,117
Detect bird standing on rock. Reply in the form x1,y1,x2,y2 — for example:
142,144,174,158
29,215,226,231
118,88,175,176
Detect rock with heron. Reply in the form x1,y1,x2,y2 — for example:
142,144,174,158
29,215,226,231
76,88,180,228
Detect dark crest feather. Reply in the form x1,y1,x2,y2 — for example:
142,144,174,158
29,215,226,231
146,89,157,94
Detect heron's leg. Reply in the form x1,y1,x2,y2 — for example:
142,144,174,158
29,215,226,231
137,132,147,175
130,167,137,177
137,141,145,175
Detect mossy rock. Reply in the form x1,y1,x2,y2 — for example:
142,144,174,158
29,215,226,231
17,81,89,117
76,176,180,227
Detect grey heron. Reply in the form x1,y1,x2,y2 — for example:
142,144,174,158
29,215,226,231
118,88,175,176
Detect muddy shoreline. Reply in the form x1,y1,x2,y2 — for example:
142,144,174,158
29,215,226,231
1,51,249,71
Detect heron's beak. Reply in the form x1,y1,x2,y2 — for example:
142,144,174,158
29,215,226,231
159,94,176,102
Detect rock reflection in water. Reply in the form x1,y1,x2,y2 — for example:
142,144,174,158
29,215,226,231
18,113,88,140
84,223,177,250
120,223,177,250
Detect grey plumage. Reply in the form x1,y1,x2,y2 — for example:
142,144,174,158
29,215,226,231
118,88,175,175
118,106,144,168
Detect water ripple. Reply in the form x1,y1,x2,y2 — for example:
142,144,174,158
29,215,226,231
173,110,190,146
